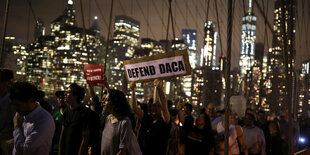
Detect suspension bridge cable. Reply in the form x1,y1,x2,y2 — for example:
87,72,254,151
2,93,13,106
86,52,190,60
166,0,171,42
162,0,165,39
169,0,176,40
181,0,203,34
214,0,223,56
264,0,270,49
88,0,91,27
104,0,114,73
26,6,30,44
205,0,210,21
262,0,270,51
93,0,109,36
306,1,310,59
219,0,241,59
174,0,188,28
147,0,149,38
118,0,128,16
230,0,239,63
224,0,233,154
131,0,133,16
150,0,169,37
0,0,10,67
195,0,206,25
134,0,156,40
25,0,37,22
163,0,181,38
78,0,90,63
253,0,273,34
161,0,181,38
218,0,242,59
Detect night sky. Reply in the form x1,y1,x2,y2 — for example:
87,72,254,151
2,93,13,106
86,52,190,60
0,0,309,68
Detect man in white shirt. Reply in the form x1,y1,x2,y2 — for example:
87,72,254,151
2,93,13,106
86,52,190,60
10,82,55,155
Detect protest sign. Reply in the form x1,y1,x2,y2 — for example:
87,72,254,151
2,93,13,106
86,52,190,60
123,50,191,83
83,64,105,87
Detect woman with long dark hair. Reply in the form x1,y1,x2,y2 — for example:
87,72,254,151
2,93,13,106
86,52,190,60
101,89,141,155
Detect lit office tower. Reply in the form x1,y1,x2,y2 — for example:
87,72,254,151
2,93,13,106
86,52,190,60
182,29,197,68
266,0,296,111
26,0,102,94
203,21,218,68
298,61,310,117
141,38,165,56
113,15,140,58
239,0,256,78
171,38,191,97
107,15,140,94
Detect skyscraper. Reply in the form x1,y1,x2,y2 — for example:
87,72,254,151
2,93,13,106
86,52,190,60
182,29,197,68
107,15,140,94
113,15,140,58
265,0,296,112
203,21,218,69
297,61,310,117
24,0,102,94
239,0,257,79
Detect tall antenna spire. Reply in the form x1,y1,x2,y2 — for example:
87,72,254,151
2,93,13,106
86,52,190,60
248,0,253,14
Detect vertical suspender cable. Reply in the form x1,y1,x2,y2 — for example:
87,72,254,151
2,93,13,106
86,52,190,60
147,0,149,38
253,0,273,34
202,0,210,66
131,0,133,17
78,0,90,64
205,0,210,22
94,0,109,32
135,0,156,40
214,0,223,57
27,6,31,44
104,0,114,74
88,0,91,27
150,0,169,39
289,0,295,153
162,0,164,39
0,0,10,67
224,0,233,154
170,0,176,41
165,0,171,52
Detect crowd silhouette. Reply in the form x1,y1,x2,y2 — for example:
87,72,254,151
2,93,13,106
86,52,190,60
0,68,309,155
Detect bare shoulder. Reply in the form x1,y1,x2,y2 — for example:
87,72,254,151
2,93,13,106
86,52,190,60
234,125,243,135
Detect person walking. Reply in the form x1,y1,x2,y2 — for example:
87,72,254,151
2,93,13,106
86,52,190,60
10,82,55,155
242,113,266,155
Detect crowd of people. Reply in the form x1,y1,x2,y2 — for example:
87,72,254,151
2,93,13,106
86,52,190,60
0,68,309,155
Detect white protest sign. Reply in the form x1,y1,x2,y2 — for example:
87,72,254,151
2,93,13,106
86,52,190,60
123,50,191,83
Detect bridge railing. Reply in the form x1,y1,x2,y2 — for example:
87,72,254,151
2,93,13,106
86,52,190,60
294,148,310,155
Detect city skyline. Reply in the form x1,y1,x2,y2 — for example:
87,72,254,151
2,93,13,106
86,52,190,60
0,0,309,69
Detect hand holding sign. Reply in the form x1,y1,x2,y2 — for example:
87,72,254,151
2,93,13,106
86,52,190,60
83,64,105,87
